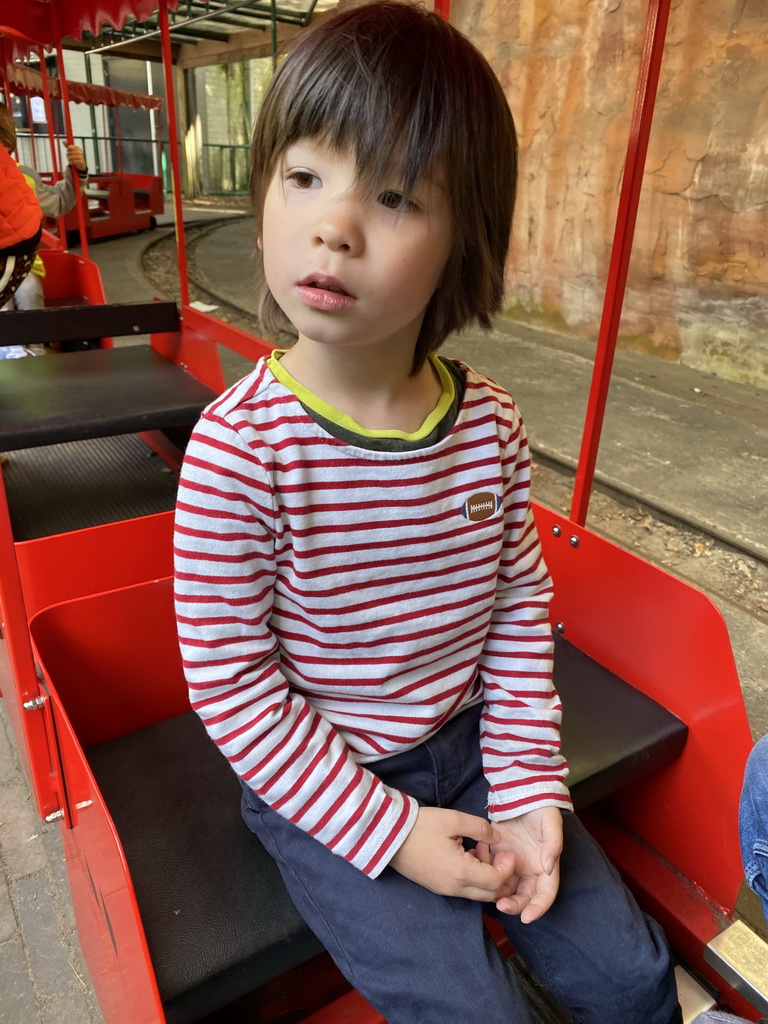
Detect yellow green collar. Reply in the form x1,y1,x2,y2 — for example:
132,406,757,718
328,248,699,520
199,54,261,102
267,351,455,441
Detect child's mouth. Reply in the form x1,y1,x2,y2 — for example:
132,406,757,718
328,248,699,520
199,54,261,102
297,275,357,310
300,275,354,297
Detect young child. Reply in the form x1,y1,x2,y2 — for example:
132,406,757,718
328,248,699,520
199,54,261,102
0,144,42,310
0,104,88,329
174,4,682,1021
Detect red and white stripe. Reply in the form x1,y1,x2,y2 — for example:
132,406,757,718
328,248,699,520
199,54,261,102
174,359,571,876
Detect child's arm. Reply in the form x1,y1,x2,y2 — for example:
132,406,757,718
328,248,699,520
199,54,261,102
25,150,87,220
474,401,572,913
477,409,571,818
175,410,509,898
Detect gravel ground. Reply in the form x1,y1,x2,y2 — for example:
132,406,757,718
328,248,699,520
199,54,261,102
142,218,259,330
530,455,768,626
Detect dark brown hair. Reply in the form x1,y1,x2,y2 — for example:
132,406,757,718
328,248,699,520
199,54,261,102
0,105,17,153
250,0,518,372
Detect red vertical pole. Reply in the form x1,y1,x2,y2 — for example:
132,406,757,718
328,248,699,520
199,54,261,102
37,47,68,244
25,95,39,169
433,0,451,20
569,0,671,525
38,49,59,174
116,105,124,173
48,6,89,258
102,105,108,170
158,0,190,306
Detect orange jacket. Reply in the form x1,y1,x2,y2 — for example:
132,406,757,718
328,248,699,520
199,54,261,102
0,146,42,251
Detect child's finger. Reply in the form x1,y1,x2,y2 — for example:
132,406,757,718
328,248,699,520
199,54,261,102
447,809,501,847
472,841,491,864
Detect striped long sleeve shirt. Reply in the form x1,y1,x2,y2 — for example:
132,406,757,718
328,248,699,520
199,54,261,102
174,357,572,877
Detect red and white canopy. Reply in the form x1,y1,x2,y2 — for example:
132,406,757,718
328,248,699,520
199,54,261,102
0,1,180,61
5,62,163,109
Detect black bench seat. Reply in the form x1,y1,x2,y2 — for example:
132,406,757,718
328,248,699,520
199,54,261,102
0,345,217,452
0,300,181,348
85,636,687,1024
4,434,181,541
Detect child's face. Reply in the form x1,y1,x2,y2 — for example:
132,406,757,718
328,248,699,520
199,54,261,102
261,138,453,357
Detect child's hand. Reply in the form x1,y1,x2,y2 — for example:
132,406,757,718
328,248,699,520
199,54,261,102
389,806,520,901
486,806,564,923
65,145,87,172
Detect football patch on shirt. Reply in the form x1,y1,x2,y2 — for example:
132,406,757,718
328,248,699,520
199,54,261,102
461,492,501,522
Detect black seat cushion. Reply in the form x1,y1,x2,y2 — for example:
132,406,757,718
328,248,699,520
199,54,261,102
0,345,216,451
554,635,688,807
86,637,686,1023
87,714,323,1024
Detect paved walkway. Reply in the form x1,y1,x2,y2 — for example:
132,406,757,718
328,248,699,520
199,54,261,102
1,205,766,1022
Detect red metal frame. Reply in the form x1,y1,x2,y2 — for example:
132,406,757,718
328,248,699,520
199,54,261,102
50,2,90,258
38,247,109,305
0,479,62,818
535,504,753,911
35,44,70,246
536,502,756,1009
60,172,164,240
0,1,762,1021
570,0,671,524
158,0,190,307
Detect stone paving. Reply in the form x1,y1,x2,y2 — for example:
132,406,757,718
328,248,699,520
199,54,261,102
0,700,104,1024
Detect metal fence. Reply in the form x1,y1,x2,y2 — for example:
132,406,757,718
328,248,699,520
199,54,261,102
202,142,250,194
15,132,250,196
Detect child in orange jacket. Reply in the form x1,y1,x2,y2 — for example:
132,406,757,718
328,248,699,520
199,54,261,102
0,144,43,308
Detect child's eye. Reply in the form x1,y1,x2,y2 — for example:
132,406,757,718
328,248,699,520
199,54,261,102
378,190,418,212
287,169,320,189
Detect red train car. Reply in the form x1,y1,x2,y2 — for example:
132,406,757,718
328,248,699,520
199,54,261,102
0,2,766,1023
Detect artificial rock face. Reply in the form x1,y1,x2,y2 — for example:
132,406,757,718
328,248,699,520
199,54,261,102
454,0,768,386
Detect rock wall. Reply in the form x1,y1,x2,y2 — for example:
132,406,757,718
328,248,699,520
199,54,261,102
453,0,768,386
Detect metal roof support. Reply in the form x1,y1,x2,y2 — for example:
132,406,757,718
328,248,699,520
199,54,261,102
48,3,90,257
86,0,264,55
570,0,672,525
158,0,190,306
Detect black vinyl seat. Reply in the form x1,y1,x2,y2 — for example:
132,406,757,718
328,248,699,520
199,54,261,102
0,344,216,452
0,301,215,539
88,713,324,1024
86,635,687,1024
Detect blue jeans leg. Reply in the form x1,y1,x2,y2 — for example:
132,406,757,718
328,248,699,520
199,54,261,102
243,766,532,1021
242,704,679,1024
487,814,678,1024
740,735,768,923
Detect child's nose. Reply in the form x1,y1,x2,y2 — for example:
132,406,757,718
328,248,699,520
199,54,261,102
311,202,364,255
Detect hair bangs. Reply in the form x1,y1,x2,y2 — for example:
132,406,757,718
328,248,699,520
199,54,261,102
0,105,16,153
250,1,518,372
257,11,455,203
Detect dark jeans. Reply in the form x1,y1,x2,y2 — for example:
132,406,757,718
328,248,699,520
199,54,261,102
242,703,681,1024
740,734,768,922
